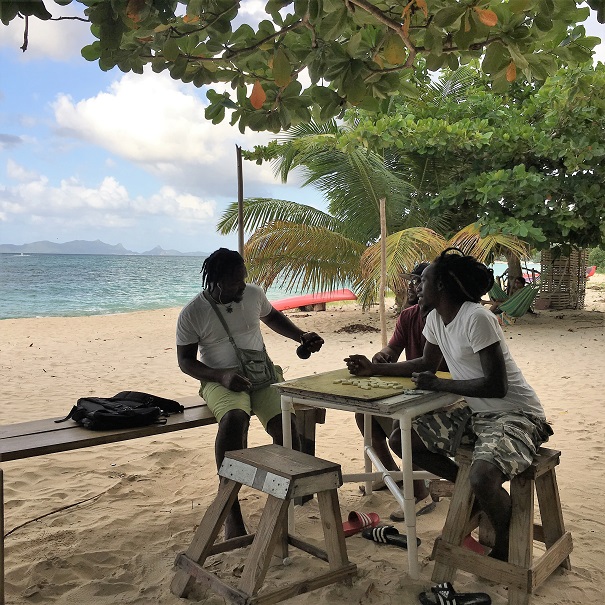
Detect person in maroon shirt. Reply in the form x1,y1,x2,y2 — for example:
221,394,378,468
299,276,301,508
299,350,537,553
356,263,440,520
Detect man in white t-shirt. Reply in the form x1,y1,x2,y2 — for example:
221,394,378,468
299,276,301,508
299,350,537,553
345,248,552,561
176,248,323,539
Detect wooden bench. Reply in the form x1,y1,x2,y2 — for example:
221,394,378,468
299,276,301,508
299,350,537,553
0,395,325,605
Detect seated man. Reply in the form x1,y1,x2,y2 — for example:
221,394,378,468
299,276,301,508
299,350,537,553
176,248,324,539
345,248,552,561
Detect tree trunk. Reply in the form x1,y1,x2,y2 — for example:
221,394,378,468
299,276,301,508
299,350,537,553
379,198,387,348
505,251,522,295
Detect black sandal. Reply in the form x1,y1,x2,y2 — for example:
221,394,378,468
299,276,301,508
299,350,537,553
418,582,492,605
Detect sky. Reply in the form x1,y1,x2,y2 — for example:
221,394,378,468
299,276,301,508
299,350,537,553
1,4,604,254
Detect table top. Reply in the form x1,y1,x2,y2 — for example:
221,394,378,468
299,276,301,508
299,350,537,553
275,368,456,414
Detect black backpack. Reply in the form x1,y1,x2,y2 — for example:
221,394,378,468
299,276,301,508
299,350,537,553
56,391,184,430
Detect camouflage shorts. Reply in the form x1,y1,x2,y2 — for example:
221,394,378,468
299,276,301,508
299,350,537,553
412,403,553,479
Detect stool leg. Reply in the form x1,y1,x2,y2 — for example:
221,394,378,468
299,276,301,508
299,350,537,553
536,469,571,570
432,460,474,584
237,494,290,597
507,475,533,605
317,489,349,570
171,479,242,598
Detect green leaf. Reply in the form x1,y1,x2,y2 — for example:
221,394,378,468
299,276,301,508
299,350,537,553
81,42,101,61
433,6,466,28
163,37,180,62
273,48,292,87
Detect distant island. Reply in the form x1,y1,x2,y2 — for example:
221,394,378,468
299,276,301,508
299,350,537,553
0,239,208,257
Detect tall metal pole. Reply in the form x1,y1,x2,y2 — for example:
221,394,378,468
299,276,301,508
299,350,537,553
236,144,244,256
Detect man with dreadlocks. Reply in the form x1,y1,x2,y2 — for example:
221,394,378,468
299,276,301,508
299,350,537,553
176,248,324,539
345,248,552,561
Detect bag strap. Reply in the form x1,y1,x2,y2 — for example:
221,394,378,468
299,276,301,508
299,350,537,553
203,290,247,367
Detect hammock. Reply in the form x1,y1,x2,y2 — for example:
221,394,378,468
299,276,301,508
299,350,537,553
498,285,539,325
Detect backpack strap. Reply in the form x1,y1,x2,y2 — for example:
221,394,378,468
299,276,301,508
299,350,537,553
203,290,248,369
55,406,78,423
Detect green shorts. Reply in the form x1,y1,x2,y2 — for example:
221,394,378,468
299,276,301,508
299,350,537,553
412,403,553,479
199,366,290,428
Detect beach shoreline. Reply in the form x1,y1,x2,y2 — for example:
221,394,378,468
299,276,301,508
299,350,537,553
1,276,604,604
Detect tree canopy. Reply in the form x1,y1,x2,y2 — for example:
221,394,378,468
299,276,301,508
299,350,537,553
341,63,605,253
2,0,604,132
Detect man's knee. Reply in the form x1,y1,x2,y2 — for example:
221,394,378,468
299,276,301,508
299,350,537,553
469,459,506,494
218,409,250,434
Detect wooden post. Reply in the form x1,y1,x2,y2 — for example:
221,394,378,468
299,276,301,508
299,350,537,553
236,145,244,256
379,197,388,348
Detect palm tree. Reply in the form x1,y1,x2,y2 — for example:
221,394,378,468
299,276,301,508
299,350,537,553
218,69,531,307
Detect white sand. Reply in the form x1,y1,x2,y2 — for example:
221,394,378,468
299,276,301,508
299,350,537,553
1,276,604,604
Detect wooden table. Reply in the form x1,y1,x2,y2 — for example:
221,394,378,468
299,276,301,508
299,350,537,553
276,368,458,580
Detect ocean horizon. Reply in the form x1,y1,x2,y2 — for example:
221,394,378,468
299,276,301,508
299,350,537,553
0,253,334,320
1,253,532,320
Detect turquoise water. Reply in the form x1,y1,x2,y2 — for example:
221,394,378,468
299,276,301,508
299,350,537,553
0,254,307,320
0,254,539,320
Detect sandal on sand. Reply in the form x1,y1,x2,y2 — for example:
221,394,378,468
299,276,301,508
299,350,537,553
418,582,492,605
389,496,436,522
342,511,380,537
361,525,421,549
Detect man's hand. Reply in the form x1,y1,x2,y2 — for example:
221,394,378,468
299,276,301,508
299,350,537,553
372,351,392,363
344,354,374,376
301,331,324,353
411,371,440,391
219,369,252,392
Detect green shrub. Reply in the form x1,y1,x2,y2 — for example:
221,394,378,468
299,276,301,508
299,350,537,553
588,248,605,272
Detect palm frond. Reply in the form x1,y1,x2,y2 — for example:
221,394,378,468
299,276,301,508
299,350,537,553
356,227,446,307
448,224,531,264
244,221,366,293
217,198,339,235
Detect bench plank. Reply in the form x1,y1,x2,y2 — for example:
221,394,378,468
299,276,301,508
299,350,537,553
0,400,215,463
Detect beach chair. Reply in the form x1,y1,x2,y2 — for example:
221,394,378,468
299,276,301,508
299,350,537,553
498,285,539,325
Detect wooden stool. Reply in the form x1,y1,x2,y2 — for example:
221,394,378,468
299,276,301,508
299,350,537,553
431,447,573,605
171,444,357,604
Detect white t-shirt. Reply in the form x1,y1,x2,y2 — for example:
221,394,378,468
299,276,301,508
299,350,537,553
176,283,273,369
423,302,544,418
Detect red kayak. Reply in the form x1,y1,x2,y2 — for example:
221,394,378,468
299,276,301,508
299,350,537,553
272,288,357,311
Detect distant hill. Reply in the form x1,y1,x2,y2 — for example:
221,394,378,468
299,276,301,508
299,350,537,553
0,240,207,257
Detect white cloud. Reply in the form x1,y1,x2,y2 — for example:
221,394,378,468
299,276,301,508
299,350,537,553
0,161,216,228
51,71,280,196
0,4,92,61
6,158,39,182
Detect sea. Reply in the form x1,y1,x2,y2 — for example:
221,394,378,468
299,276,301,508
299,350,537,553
0,253,527,320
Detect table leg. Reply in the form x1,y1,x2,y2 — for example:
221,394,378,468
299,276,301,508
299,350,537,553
1,467,4,605
400,415,420,579
363,414,373,496
280,396,295,533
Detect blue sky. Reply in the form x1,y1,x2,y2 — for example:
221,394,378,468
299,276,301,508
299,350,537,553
1,4,604,254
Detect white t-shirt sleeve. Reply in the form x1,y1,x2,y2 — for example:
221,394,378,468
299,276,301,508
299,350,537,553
176,305,199,346
468,308,501,353
258,287,274,318
422,310,439,346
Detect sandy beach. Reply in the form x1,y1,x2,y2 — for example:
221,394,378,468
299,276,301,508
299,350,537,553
1,276,604,604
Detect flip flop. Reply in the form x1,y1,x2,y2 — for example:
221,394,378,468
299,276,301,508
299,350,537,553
418,581,491,605
342,511,380,537
361,525,421,549
389,496,437,522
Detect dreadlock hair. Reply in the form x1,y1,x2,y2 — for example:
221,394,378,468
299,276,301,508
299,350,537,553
200,248,245,290
432,247,495,304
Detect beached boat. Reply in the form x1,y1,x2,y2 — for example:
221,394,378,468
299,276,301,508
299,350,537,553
272,288,357,311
